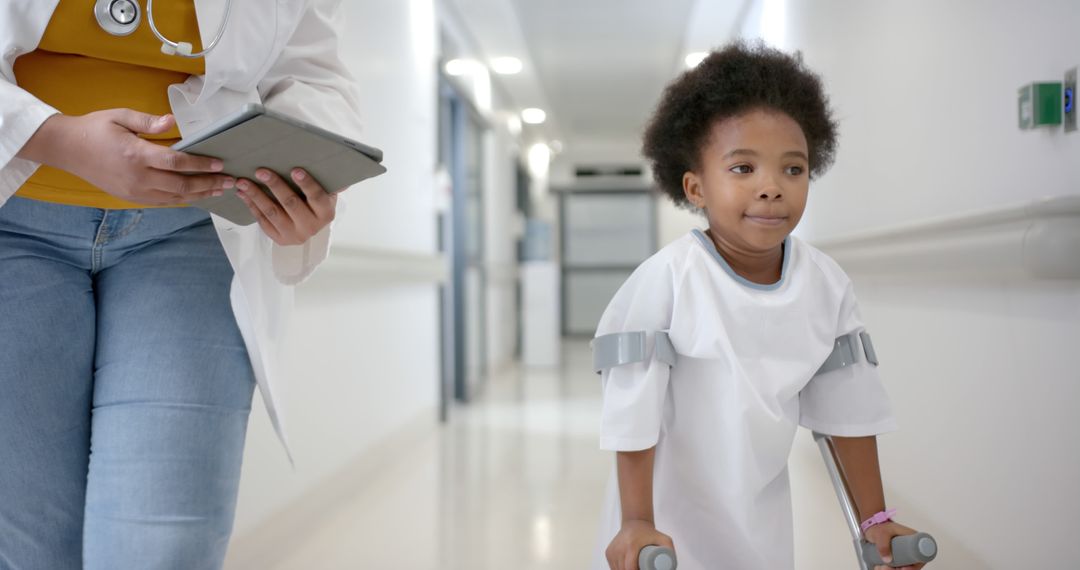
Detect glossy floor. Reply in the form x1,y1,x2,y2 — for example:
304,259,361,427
241,340,856,570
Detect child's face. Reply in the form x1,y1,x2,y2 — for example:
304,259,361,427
682,108,810,255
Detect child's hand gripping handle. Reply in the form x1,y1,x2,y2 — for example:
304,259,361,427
639,545,677,570
861,532,938,567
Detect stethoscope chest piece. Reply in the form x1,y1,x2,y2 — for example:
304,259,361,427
95,0,141,37
91,0,233,58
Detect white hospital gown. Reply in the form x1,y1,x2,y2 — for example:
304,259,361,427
591,230,897,570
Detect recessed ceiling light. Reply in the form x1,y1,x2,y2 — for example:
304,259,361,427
491,57,523,75
685,52,708,68
445,58,477,76
521,108,547,125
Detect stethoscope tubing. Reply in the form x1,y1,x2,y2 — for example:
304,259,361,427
95,0,233,59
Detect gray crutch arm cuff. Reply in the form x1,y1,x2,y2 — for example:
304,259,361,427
592,331,676,373
815,330,879,376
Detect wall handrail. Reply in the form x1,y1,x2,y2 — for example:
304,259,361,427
811,195,1080,280
315,245,447,284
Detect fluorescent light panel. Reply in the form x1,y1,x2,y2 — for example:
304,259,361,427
491,57,523,75
521,108,547,124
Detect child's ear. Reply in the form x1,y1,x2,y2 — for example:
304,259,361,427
682,171,705,209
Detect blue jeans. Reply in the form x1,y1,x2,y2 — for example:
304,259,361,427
0,197,256,570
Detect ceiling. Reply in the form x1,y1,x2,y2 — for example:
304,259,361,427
510,0,697,146
440,0,749,164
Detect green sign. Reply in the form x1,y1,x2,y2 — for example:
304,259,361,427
1018,82,1063,129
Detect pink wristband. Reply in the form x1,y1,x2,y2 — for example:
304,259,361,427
860,508,896,533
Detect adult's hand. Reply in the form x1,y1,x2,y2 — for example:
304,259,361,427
17,110,235,205
234,168,338,246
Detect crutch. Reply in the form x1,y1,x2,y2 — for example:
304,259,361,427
638,545,676,570
813,432,938,568
635,435,940,570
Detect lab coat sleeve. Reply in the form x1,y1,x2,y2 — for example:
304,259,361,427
595,255,677,452
257,0,365,285
799,282,898,437
0,78,58,205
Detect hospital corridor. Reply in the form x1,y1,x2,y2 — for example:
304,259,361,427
224,341,859,569
1,0,1077,569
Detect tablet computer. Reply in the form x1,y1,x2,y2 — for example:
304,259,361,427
172,103,387,225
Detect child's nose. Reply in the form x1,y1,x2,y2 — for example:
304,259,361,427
758,186,783,200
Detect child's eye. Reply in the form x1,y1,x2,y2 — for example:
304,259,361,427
729,164,753,174
785,166,805,176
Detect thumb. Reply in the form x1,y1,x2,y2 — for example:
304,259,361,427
111,109,174,134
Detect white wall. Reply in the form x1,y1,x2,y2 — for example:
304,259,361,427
829,275,1080,569
440,0,530,375
729,1,1080,568
674,0,1080,239
332,0,440,253
784,0,1080,241
657,200,703,247
483,124,523,371
225,1,443,565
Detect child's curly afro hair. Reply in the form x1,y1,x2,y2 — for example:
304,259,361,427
642,40,839,208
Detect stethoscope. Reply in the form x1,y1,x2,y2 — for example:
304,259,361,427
93,0,233,58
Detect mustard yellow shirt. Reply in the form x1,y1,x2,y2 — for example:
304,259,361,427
14,0,205,209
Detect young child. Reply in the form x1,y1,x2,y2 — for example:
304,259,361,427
591,42,928,570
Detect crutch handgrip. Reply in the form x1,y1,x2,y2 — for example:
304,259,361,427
639,545,677,570
861,532,938,567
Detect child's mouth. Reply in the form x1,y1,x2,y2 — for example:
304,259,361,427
744,215,787,226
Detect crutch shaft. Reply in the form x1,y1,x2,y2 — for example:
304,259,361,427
814,432,869,569
812,432,938,568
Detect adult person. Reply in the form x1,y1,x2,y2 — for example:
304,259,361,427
0,1,362,567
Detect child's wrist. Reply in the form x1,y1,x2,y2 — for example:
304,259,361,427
860,508,897,533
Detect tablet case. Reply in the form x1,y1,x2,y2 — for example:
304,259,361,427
174,104,387,226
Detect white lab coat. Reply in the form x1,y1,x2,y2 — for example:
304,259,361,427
0,0,365,455
590,230,897,570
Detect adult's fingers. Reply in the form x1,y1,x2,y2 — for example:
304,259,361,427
127,190,187,206
108,109,175,135
140,142,224,174
290,168,336,220
255,169,317,230
235,179,290,239
148,170,234,198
